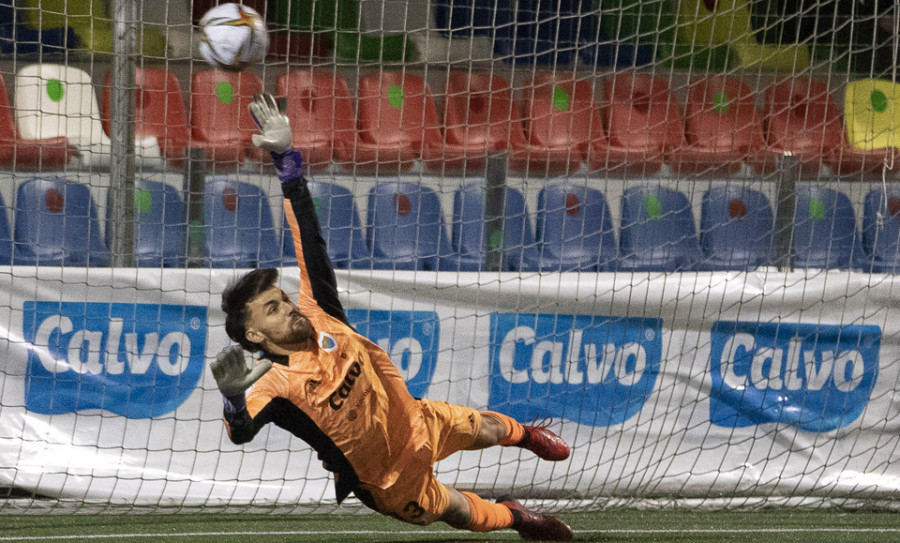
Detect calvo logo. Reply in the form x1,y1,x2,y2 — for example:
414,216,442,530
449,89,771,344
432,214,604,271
24,302,207,418
710,321,880,432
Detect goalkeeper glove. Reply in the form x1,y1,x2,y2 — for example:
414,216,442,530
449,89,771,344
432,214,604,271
210,345,273,398
248,93,303,183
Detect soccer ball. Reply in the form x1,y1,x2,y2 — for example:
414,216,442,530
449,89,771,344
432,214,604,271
198,3,270,72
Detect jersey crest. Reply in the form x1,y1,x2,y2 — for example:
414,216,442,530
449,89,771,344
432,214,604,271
318,331,338,352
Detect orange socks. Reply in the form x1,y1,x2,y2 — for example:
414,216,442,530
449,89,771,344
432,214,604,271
461,491,514,532
482,410,525,446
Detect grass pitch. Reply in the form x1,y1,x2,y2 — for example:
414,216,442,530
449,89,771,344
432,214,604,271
2,510,900,542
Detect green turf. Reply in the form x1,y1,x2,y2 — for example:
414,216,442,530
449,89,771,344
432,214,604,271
3,510,900,543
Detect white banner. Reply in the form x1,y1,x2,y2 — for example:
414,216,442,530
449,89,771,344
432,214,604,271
2,267,900,507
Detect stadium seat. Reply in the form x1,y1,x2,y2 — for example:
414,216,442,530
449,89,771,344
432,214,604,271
0,0,77,55
0,73,73,170
520,74,600,176
675,0,810,71
843,79,900,165
594,74,684,176
15,64,112,168
450,182,539,271
107,180,186,267
440,71,529,173
673,76,773,176
354,72,443,173
14,177,109,266
21,0,166,56
102,68,190,170
792,184,864,270
366,182,455,270
491,0,651,67
699,186,774,271
269,0,415,62
618,185,701,271
534,184,617,272
190,70,264,169
275,71,356,172
282,182,372,269
599,0,730,71
0,192,11,265
862,188,900,273
764,78,891,179
204,178,281,268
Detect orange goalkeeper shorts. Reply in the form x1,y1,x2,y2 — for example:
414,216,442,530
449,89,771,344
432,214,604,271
361,399,482,526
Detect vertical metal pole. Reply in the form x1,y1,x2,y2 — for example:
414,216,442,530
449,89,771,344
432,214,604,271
774,154,800,271
108,0,136,267
484,152,508,272
184,148,207,267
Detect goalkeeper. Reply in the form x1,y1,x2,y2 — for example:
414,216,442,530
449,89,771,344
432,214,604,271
212,94,573,542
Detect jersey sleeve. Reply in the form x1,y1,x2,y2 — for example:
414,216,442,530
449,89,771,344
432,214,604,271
281,177,350,326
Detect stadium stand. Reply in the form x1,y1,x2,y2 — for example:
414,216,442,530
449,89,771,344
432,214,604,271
190,70,264,169
792,184,865,270
0,192,11,264
14,177,110,266
204,178,281,268
102,68,190,170
0,73,73,170
366,181,455,270
282,181,372,269
862,188,900,274
108,180,186,268
699,186,774,271
275,71,356,172
534,184,617,272
618,185,701,271
450,182,539,272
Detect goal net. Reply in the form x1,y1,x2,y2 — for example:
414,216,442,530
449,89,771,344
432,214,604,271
1,0,900,513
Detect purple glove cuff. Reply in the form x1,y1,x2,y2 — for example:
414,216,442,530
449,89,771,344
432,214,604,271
223,393,247,417
271,149,304,184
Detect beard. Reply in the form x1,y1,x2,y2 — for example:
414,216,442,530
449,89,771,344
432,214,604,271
286,311,314,344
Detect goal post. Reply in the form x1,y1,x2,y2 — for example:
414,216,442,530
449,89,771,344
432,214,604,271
1,0,900,513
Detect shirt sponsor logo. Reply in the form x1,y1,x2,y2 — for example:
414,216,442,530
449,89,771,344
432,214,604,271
710,321,880,432
346,310,438,399
23,302,207,418
328,361,362,410
489,314,662,426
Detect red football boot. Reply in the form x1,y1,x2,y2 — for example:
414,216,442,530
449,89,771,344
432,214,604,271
516,425,570,461
498,499,573,542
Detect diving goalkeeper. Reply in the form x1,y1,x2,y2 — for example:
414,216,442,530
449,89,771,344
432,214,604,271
211,94,573,541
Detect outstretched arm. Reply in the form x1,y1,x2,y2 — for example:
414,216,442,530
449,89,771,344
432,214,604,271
249,94,349,325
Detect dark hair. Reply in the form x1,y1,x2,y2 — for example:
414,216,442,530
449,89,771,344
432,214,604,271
221,268,279,352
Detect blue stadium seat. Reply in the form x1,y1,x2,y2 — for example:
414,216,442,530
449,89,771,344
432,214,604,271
204,179,281,268
700,186,774,271
0,0,77,55
282,182,372,269
367,182,455,271
534,184,617,272
619,186,701,271
14,177,109,266
450,183,539,271
107,180,185,267
432,0,503,37
493,0,652,67
0,192,11,264
861,188,900,273
793,185,864,270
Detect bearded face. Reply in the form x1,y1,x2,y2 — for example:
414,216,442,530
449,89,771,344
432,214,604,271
244,287,314,351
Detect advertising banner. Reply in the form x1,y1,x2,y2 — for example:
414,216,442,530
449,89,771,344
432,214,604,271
2,267,900,507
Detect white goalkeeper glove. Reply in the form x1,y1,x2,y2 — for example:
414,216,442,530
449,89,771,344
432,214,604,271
248,93,293,154
210,345,273,398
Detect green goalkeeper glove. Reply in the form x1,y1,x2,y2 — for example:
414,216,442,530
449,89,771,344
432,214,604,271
210,345,273,398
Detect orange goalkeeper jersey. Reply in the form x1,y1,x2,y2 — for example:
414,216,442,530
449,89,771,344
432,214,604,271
223,176,428,499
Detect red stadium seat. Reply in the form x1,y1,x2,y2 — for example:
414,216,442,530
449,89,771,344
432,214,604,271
190,70,263,169
354,71,443,173
764,78,892,178
520,74,600,175
0,76,72,170
102,68,189,169
594,73,684,176
673,76,773,176
275,70,356,171
440,71,528,173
